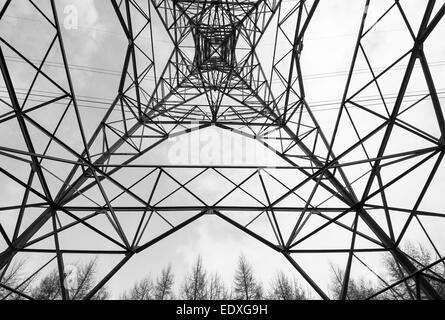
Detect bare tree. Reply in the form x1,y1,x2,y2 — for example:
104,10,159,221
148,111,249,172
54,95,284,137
383,242,445,299
329,264,380,300
32,269,60,300
121,276,154,300
328,242,445,300
154,265,175,300
268,271,307,300
32,259,108,300
233,255,263,300
180,256,208,300
208,272,230,300
0,260,32,300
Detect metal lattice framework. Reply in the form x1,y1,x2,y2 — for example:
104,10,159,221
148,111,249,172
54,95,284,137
0,0,445,300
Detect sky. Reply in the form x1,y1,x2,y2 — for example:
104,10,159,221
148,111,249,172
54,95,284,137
1,0,445,299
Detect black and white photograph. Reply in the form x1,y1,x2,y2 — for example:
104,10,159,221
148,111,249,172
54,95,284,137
0,0,444,316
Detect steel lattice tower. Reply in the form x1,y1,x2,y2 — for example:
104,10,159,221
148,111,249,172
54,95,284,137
0,0,445,300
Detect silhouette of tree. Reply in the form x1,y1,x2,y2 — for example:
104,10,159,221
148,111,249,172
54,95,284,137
32,259,108,300
268,271,307,300
0,260,32,300
233,255,263,300
208,272,230,300
329,264,380,300
383,242,445,299
180,256,208,300
328,242,445,300
121,276,154,300
154,264,175,300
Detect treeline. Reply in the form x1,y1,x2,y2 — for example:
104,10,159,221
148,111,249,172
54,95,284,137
120,255,307,300
330,242,445,300
1,242,444,300
0,259,108,300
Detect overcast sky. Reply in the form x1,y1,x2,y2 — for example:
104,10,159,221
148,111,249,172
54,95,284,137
1,0,445,299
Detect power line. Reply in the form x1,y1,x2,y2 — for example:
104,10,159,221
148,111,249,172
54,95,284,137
5,54,445,85
1,87,443,115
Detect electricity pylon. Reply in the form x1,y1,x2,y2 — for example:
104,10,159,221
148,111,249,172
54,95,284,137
0,0,445,300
